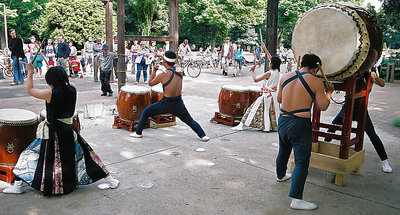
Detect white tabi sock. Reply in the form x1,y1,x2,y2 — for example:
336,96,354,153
382,159,393,173
290,198,318,210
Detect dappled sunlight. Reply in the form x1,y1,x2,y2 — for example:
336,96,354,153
26,207,40,215
119,151,136,159
224,180,244,190
185,159,216,168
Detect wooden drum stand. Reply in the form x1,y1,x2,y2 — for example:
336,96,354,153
290,72,372,186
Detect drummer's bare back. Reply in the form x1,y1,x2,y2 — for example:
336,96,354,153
157,66,183,98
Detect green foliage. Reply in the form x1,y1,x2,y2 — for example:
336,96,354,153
127,0,167,36
1,0,48,40
180,0,267,48
32,0,116,46
379,0,400,48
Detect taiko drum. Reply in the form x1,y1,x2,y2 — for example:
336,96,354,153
117,86,151,121
218,85,249,117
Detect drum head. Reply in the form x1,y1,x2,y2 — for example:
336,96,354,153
221,85,248,92
246,86,262,93
0,108,38,125
121,85,150,94
292,3,370,80
151,85,164,94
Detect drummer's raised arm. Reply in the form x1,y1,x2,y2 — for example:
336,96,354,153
26,63,52,102
260,42,272,62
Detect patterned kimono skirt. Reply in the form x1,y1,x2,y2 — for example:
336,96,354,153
13,121,108,196
241,95,278,131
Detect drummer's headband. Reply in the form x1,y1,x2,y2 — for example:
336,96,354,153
163,54,176,63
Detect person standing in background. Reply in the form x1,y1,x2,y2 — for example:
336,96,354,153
84,36,95,73
56,36,70,73
130,40,140,75
93,37,103,82
44,38,56,67
8,29,25,86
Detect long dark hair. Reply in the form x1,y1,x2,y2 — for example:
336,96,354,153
45,66,70,87
271,56,281,71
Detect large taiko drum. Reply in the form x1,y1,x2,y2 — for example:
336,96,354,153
39,109,81,133
0,109,38,182
247,85,263,104
117,85,151,121
218,85,249,117
292,2,382,81
151,85,164,104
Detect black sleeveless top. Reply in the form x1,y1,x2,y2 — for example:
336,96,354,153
45,85,77,124
280,70,315,118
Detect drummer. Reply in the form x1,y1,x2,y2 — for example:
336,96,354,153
231,42,280,131
276,54,334,210
130,50,210,142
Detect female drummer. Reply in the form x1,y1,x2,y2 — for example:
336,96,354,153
232,42,281,131
3,63,119,195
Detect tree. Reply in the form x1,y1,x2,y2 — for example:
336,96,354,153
127,0,167,36
380,0,400,48
180,0,267,49
32,0,116,47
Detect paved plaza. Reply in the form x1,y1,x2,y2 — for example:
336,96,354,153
0,65,399,215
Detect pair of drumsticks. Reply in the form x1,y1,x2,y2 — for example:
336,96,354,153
30,39,47,65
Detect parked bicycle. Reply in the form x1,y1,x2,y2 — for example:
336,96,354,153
179,55,202,78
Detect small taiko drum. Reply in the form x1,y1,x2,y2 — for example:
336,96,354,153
39,109,81,133
218,85,249,117
0,108,38,183
151,85,164,104
247,85,263,104
117,85,151,121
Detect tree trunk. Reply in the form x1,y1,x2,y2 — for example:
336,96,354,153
265,0,278,71
211,25,217,50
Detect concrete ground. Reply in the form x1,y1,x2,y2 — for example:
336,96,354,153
0,64,399,215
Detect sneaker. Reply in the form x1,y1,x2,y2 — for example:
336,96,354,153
3,181,23,194
382,160,393,173
18,82,24,85
130,133,143,138
108,92,113,97
135,82,138,85
290,199,318,210
277,174,292,182
106,175,119,188
101,93,107,96
201,136,210,142
145,81,148,84
10,82,17,86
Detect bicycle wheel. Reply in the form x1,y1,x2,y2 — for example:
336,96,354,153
3,66,13,77
186,61,202,78
19,61,28,79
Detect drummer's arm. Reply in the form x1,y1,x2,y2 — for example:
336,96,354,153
250,65,271,82
260,42,272,62
277,77,284,104
26,63,51,102
148,65,162,86
371,71,385,87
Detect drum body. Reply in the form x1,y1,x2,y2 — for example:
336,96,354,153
151,85,164,104
40,109,81,133
292,3,382,80
117,86,151,121
247,86,263,105
0,109,38,182
218,85,249,117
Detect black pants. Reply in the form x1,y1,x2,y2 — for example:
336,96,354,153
330,105,388,161
100,69,112,93
113,58,118,78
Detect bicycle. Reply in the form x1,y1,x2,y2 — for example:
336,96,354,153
0,58,29,79
179,55,202,78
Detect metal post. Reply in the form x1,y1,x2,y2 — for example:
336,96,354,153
117,0,126,91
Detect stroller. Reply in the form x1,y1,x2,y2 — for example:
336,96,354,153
68,56,83,78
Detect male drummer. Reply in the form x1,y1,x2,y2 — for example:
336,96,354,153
276,54,334,210
130,50,210,142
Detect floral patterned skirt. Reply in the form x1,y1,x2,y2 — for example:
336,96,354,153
13,126,108,196
241,98,277,131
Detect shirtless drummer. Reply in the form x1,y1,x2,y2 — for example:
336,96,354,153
276,54,334,210
130,50,210,142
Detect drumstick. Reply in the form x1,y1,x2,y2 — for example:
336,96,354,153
259,29,263,44
317,62,329,83
296,55,301,71
30,39,46,64
34,43,49,66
